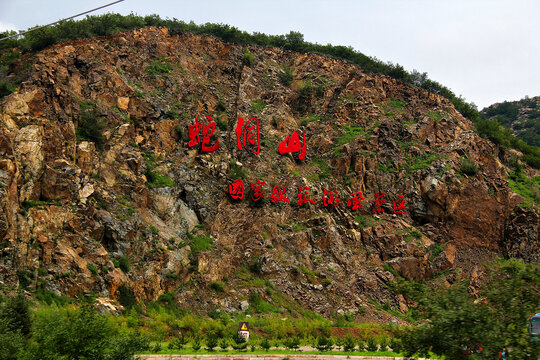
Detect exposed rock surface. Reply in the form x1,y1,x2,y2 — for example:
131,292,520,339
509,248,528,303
0,27,538,320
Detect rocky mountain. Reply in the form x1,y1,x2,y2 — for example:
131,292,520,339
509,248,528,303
481,96,540,147
0,26,538,321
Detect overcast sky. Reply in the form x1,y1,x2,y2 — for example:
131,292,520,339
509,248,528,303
1,0,538,109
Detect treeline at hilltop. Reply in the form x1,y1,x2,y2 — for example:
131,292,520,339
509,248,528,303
1,13,540,168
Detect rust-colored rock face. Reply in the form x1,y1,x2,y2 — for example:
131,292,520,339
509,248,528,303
0,27,537,319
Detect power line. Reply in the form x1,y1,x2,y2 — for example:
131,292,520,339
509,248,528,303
0,0,125,41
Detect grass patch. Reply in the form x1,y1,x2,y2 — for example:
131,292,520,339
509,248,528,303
508,171,540,206
334,125,365,156
427,111,444,122
229,161,247,179
77,101,105,149
188,233,213,257
243,48,254,66
248,292,279,313
143,151,174,188
20,200,49,214
311,157,333,180
429,243,444,260
300,114,325,127
145,61,173,75
404,229,423,242
459,157,479,176
209,281,225,292
251,100,266,114
278,65,293,86
355,214,382,229
86,263,98,275
405,152,441,173
382,98,406,117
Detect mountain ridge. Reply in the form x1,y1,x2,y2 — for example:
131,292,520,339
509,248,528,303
0,26,538,322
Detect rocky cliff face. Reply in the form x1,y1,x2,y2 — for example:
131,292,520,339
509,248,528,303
0,27,537,320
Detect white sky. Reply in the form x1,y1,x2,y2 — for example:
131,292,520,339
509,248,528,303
1,0,539,109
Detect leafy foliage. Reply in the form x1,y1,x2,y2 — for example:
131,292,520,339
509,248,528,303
278,65,293,86
398,259,540,359
508,169,540,206
459,157,479,176
145,60,172,75
231,333,248,351
209,281,225,292
26,305,149,359
168,332,189,350
142,150,174,188
343,334,356,352
205,332,218,351
260,337,271,351
77,101,105,149
315,334,334,352
283,336,300,351
365,336,378,352
0,292,32,337
243,48,254,66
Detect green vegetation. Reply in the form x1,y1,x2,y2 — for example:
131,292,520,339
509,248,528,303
209,281,225,292
476,116,540,169
333,125,365,156
0,287,405,358
300,113,325,127
382,98,406,117
278,65,293,86
248,292,280,313
296,78,318,112
142,150,174,188
251,99,266,114
19,199,49,215
243,48,254,66
188,233,213,257
0,50,21,97
77,101,106,149
145,60,173,75
398,259,540,359
0,294,149,360
355,214,382,229
427,111,444,122
86,263,98,275
459,157,479,176
429,243,444,260
229,161,247,179
404,229,422,242
404,152,441,173
508,170,540,207
482,97,540,149
311,157,333,180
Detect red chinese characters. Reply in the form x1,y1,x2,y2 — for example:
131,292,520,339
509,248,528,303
347,192,365,210
322,189,341,207
229,179,244,200
278,130,307,160
250,178,266,202
226,175,409,216
297,186,316,205
392,194,409,214
270,185,289,203
188,115,219,152
236,116,261,155
369,192,386,214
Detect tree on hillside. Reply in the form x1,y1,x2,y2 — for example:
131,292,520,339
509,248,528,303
399,259,540,359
